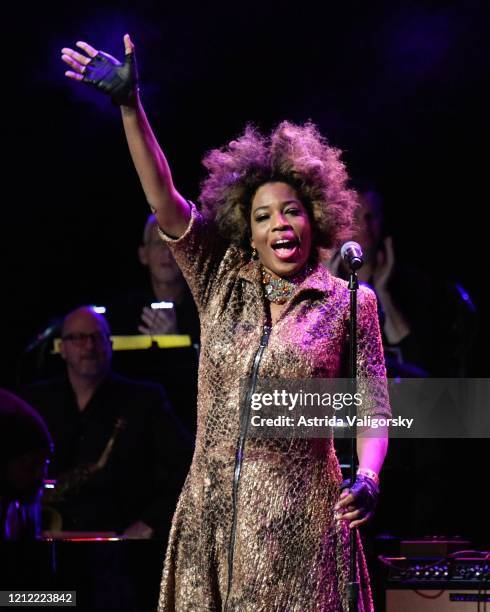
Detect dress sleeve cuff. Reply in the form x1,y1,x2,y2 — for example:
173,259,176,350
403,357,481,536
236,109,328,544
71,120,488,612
157,200,199,244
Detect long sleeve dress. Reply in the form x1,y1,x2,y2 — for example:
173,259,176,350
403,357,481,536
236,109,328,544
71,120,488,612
157,202,390,612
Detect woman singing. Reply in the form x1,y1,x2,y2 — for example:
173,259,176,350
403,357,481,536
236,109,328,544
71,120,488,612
61,34,390,611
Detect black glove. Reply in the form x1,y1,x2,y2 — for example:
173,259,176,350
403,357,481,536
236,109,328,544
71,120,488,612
83,50,138,106
339,473,379,520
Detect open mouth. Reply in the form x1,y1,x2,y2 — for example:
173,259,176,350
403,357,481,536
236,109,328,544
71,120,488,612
271,238,299,260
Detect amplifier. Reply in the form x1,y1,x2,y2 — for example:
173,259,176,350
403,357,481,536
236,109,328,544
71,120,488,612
386,589,489,611
381,556,489,611
381,556,489,584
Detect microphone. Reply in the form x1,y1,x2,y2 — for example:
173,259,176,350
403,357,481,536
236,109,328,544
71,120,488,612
340,241,364,271
25,318,62,353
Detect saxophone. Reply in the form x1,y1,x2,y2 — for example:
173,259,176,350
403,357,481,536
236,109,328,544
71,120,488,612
43,417,127,504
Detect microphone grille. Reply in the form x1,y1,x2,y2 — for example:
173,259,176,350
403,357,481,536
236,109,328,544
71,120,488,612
340,241,361,259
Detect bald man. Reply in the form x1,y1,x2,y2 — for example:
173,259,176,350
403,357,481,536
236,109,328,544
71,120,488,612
22,307,191,538
59,306,112,411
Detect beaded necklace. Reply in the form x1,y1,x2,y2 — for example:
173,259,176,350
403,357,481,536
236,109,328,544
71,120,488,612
261,265,312,305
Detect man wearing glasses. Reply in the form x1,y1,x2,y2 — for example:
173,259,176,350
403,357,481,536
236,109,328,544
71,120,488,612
22,306,191,539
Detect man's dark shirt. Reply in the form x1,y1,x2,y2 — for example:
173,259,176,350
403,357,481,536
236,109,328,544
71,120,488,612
22,373,192,535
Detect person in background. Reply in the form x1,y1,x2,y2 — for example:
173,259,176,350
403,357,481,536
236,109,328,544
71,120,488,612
106,214,200,343
22,306,191,538
0,389,53,540
325,189,476,377
326,189,478,539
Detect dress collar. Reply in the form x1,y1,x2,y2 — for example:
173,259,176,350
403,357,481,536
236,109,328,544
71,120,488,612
237,257,334,299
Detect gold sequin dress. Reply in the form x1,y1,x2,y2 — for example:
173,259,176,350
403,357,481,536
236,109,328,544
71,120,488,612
157,203,390,611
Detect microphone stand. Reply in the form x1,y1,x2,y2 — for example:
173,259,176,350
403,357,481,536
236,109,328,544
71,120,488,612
347,265,359,612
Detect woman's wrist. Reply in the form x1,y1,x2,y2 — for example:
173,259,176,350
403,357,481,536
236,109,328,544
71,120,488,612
120,88,142,115
356,467,379,486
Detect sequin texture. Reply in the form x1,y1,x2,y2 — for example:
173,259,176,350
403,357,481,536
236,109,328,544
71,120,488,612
157,203,390,611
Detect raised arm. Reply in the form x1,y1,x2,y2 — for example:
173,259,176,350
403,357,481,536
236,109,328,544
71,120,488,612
61,34,190,238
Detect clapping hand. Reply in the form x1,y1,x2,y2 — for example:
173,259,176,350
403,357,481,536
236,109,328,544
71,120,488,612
138,306,178,336
372,236,395,294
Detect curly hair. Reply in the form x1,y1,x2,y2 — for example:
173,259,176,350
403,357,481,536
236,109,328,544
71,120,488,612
199,121,358,253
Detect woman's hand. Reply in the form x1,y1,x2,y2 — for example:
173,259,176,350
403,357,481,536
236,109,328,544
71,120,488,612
334,473,379,529
372,236,395,295
61,33,190,236
61,34,138,106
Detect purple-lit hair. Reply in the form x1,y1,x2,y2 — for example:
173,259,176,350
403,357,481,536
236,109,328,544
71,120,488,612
199,121,358,251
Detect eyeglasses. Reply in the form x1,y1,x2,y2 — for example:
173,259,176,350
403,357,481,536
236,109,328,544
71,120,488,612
61,331,109,346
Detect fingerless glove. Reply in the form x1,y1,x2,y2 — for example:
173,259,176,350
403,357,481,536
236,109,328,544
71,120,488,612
339,473,379,516
83,51,138,106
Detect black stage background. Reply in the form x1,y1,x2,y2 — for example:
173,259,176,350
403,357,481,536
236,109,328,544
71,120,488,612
3,0,489,606
8,0,488,363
